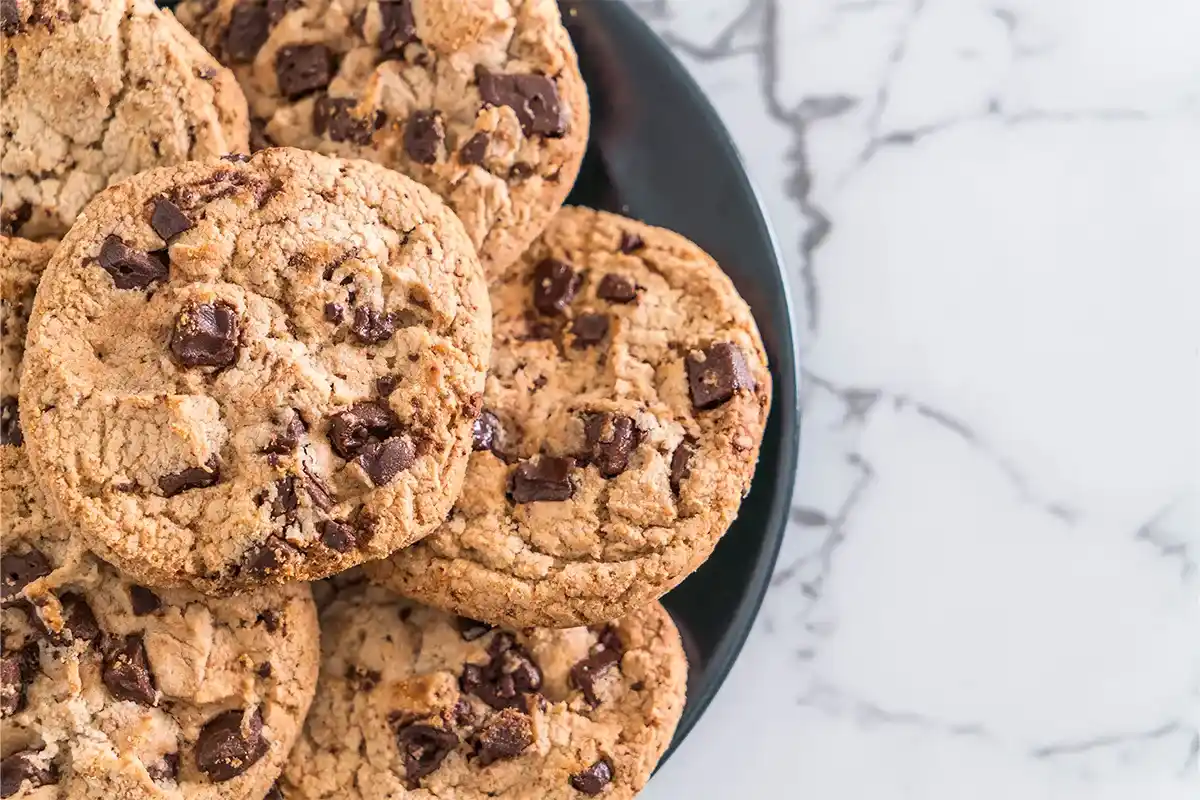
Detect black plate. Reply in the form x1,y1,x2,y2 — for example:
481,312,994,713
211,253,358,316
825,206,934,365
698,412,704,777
158,0,801,764
558,1,801,757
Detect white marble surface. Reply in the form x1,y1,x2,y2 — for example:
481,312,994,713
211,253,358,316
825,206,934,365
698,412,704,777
624,0,1200,797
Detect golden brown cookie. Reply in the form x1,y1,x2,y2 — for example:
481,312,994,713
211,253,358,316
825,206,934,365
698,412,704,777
0,0,250,239
1,236,56,446
174,0,589,275
368,207,771,627
279,585,686,799
19,148,491,593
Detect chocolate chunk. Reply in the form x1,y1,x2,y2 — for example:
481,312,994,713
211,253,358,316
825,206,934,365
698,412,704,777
531,259,580,316
583,414,637,478
0,395,20,446
223,1,270,62
328,401,399,459
459,634,543,712
474,708,533,766
686,342,755,409
478,72,565,137
265,0,299,23
378,0,418,58
312,96,383,144
0,0,22,36
459,132,489,165
569,626,623,705
0,751,55,797
375,375,398,397
245,538,298,578
509,457,574,503
60,592,100,644
302,466,334,511
158,455,220,497
570,758,614,795
146,753,179,783
256,662,272,678
508,162,535,181
403,110,443,164
471,410,501,453
596,273,637,303
570,313,609,347
619,231,645,254
323,301,345,324
102,635,156,706
355,436,415,485
98,235,169,290
320,520,356,552
274,43,332,99
1,548,50,601
271,477,298,521
1,203,32,237
346,664,381,691
256,609,280,633
221,153,250,163
195,708,269,782
1,655,25,716
350,305,396,344
265,411,306,455
170,301,240,368
395,723,458,790
669,441,693,494
454,616,493,642
149,196,192,242
128,586,161,616
263,782,283,800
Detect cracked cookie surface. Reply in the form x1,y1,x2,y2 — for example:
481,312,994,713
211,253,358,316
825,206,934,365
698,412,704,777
367,207,771,628
278,584,686,800
1,237,56,448
19,147,491,593
174,0,588,276
0,0,250,239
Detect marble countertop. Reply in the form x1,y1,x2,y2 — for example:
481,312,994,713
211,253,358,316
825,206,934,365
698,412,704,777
626,1,1200,797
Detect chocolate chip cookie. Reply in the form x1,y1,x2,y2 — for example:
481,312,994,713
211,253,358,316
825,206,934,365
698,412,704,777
278,584,686,799
174,0,589,275
19,148,491,593
0,0,250,240
367,207,771,627
1,449,320,800
1,237,56,448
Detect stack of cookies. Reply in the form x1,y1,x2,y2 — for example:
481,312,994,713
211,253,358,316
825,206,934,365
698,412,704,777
1,1,771,798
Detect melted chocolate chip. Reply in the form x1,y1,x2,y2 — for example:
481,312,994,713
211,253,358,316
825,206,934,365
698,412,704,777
263,782,283,800
0,751,56,797
265,411,306,455
472,410,501,453
477,72,565,137
245,538,298,578
59,592,100,644
404,110,443,164
0,395,20,446
474,708,533,766
158,455,220,497
375,375,398,397
619,231,645,254
195,708,269,782
127,587,161,618
328,401,399,459
256,609,281,633
459,132,489,165
1,548,51,601
271,477,298,522
583,414,637,478
170,301,240,368
146,753,179,783
256,661,272,678
378,0,418,58
459,633,543,712
1,651,28,717
312,96,383,144
98,235,169,290
569,626,623,705
532,259,580,316
570,313,609,347
395,722,458,790
669,441,693,495
570,758,614,795
685,342,755,409
320,520,356,552
350,305,396,344
324,301,345,324
355,436,416,485
596,273,637,304
102,635,156,706
149,196,192,243
454,616,494,642
223,1,270,62
275,43,332,99
509,457,574,503
302,466,334,511
265,0,299,24
0,0,22,36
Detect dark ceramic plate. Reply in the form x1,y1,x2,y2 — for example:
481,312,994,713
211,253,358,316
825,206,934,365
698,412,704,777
557,1,800,758
159,0,800,765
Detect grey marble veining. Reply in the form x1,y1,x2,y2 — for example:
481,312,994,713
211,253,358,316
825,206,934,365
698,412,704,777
624,1,1200,797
